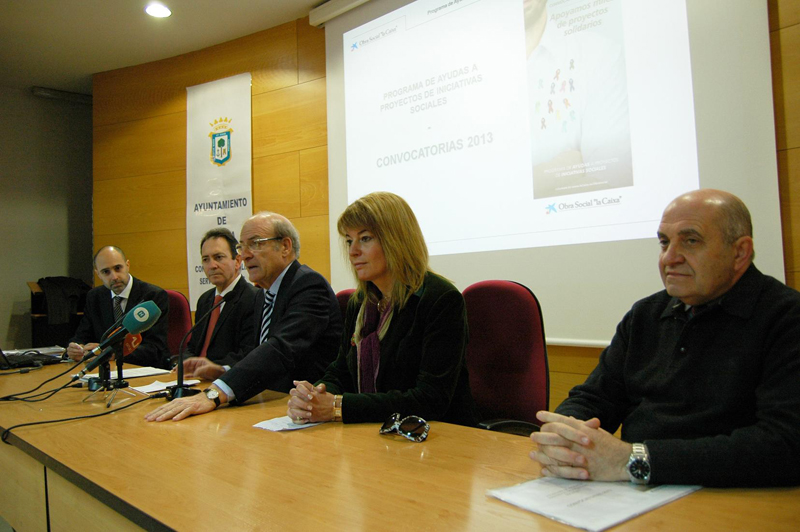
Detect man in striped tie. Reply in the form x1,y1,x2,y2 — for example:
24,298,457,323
67,246,171,369
146,212,342,422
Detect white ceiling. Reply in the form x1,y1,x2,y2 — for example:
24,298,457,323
0,0,323,95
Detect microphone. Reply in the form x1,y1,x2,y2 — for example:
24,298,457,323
100,311,127,342
76,334,143,380
84,301,162,358
123,333,142,356
178,291,235,356
167,291,234,400
78,326,122,365
79,346,115,376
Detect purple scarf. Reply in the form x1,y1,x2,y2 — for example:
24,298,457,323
358,291,392,393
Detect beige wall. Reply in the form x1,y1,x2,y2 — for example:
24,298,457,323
0,86,93,349
93,4,800,410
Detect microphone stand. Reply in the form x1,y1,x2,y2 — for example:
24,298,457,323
167,342,201,400
84,319,124,395
83,341,134,408
84,361,111,396
167,293,230,400
107,343,134,407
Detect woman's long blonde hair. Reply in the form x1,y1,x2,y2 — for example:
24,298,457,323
337,192,429,309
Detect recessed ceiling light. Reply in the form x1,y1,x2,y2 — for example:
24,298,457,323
145,2,172,18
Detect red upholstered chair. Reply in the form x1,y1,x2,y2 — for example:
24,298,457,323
165,290,192,356
336,288,356,320
463,280,549,435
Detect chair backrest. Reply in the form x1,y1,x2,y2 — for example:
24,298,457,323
336,289,356,320
463,280,549,425
165,290,192,356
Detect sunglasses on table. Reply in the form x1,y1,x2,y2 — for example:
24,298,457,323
379,413,430,442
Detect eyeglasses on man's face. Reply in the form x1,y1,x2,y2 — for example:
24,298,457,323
235,236,282,254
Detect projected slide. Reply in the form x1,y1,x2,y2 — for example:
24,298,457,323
527,0,632,199
343,0,699,256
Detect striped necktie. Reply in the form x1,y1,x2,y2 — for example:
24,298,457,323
259,290,275,344
113,296,124,321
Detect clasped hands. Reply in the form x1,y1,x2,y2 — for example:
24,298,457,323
287,380,334,424
530,411,631,482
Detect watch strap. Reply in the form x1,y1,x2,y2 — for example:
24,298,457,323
332,394,342,422
627,443,651,484
203,387,221,408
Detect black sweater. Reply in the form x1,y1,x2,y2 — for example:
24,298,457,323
557,264,800,487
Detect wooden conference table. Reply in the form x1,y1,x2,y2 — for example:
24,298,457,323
1,364,799,532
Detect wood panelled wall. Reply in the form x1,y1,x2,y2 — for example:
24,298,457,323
92,18,327,300
93,5,800,411
772,0,800,287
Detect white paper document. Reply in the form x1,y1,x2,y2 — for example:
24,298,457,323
131,379,200,394
4,346,65,356
488,477,700,531
253,416,323,432
78,366,171,381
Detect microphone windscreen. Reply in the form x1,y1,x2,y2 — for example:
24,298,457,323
123,334,142,356
122,301,162,334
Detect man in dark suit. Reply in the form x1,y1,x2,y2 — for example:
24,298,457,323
182,228,257,368
146,212,342,422
68,246,170,369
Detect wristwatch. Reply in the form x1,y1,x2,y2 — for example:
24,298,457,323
627,443,651,484
203,388,221,408
332,395,342,422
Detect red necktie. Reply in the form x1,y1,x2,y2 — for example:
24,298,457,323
199,295,223,358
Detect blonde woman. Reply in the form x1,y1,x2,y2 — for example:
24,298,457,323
287,192,476,426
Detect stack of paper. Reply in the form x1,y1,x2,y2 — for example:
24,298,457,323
488,477,700,531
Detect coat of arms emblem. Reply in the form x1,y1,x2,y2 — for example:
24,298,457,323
209,117,233,166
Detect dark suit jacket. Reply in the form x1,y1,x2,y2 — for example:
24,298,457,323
70,277,170,369
319,272,477,426
219,261,342,402
185,276,258,367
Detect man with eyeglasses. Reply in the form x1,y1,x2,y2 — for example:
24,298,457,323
67,246,171,369
146,212,342,421
180,228,258,371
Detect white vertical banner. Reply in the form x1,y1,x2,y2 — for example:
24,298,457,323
186,73,252,311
